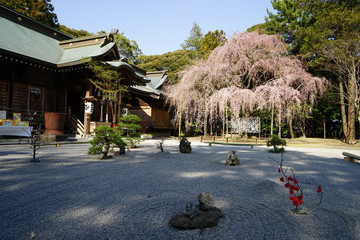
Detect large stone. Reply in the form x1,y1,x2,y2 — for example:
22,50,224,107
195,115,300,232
169,207,224,230
225,150,240,166
169,214,196,230
179,137,192,153
198,192,214,208
169,192,224,230
183,203,199,219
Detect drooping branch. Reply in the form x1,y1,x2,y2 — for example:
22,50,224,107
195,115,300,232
165,31,328,135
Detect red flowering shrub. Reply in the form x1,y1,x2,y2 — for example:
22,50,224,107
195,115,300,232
274,154,323,214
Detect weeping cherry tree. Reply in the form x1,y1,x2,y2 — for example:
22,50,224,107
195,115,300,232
165,31,327,137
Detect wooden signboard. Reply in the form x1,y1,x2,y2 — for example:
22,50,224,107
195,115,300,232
0,111,6,119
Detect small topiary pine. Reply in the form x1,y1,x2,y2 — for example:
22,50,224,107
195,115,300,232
88,125,126,159
267,134,286,153
117,114,143,149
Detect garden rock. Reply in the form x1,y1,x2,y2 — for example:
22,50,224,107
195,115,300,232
169,192,224,230
119,145,126,155
179,137,192,153
226,150,240,166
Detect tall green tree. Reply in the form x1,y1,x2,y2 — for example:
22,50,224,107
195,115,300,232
137,50,195,84
301,2,360,144
199,30,227,59
265,0,360,143
97,30,143,65
311,89,341,139
86,61,127,124
0,0,59,27
115,32,143,65
181,22,203,52
265,0,313,54
58,25,92,38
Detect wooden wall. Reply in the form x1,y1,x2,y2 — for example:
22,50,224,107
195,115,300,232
0,80,8,110
12,82,29,112
152,107,170,128
126,97,171,132
0,60,67,122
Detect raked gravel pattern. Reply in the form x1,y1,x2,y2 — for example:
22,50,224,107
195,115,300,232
0,139,360,240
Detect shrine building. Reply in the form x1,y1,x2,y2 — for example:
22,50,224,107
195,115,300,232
0,4,172,139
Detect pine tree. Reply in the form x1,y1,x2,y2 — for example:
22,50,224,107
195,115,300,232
181,22,203,52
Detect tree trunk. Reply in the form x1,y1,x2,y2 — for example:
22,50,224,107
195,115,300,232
347,73,357,144
339,81,348,139
340,78,356,144
289,117,295,139
323,119,326,139
204,100,208,137
226,107,229,135
178,98,182,137
278,111,281,138
270,107,274,136
222,108,225,137
204,113,208,137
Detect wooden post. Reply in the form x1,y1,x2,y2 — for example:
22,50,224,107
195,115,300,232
84,86,92,135
105,100,109,123
100,99,104,122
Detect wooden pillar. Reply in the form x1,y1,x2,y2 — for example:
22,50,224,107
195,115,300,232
105,101,109,123
84,86,92,135
100,98,104,122
8,71,14,113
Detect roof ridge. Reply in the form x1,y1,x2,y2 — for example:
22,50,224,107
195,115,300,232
0,4,72,41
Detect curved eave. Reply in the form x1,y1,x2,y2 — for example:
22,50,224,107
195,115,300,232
57,42,118,68
129,87,161,99
105,61,151,85
146,70,168,89
0,48,57,68
128,70,168,99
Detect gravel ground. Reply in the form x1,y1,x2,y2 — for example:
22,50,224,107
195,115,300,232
0,139,360,240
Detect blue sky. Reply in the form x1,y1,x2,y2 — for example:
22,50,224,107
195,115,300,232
52,0,274,55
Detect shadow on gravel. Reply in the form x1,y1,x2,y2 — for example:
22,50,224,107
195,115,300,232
0,142,359,239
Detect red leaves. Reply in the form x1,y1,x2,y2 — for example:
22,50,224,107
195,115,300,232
289,196,297,201
291,185,300,191
275,156,323,214
292,197,304,206
277,166,304,208
289,195,304,206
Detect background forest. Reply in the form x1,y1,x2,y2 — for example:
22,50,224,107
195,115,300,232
1,0,359,143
